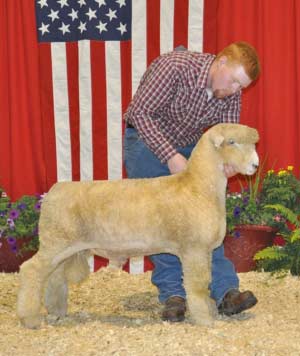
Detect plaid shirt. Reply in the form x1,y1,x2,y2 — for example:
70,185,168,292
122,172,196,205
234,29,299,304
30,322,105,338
124,51,241,163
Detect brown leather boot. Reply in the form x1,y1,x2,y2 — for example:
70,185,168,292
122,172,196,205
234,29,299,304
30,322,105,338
218,289,258,316
161,296,186,322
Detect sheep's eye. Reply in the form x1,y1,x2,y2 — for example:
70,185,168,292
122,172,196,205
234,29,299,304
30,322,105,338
228,139,235,145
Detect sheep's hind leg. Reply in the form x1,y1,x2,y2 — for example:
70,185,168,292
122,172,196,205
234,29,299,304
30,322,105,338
181,249,217,326
17,253,55,329
44,252,91,319
44,264,68,319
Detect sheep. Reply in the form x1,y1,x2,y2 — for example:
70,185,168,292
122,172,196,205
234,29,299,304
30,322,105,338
17,123,259,329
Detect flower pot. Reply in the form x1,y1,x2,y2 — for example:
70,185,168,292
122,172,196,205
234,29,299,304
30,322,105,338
0,237,37,273
224,224,276,273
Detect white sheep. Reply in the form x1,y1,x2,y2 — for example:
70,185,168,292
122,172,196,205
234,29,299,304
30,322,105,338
17,123,259,329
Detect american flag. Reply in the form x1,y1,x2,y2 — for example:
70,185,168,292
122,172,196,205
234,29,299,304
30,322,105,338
35,0,204,273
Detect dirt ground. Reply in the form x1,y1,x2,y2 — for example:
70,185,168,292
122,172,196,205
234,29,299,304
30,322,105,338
0,268,300,356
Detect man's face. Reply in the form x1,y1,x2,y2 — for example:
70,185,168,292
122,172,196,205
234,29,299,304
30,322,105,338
211,56,252,99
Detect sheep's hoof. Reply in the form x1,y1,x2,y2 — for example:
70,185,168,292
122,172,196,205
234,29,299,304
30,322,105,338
45,305,67,318
20,315,42,329
191,315,214,327
201,317,214,327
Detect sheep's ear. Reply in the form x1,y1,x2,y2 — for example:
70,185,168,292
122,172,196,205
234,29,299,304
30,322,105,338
210,133,225,148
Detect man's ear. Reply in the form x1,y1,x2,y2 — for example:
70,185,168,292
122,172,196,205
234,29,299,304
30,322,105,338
209,133,225,148
218,55,228,67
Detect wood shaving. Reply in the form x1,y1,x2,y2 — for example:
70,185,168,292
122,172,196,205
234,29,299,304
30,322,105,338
0,269,300,356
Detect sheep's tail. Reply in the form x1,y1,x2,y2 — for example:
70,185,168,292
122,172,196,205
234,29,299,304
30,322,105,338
64,251,90,284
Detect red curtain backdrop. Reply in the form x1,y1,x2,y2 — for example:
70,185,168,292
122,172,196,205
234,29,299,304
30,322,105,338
1,0,300,201
0,0,48,200
204,0,300,174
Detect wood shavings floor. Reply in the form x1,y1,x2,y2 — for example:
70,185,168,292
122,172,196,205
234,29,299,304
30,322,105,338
0,269,300,356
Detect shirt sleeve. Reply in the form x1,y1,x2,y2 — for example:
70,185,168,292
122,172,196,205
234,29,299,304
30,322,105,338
221,91,242,123
128,57,180,163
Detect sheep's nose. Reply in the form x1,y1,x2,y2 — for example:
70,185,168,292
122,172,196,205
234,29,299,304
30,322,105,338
252,163,259,169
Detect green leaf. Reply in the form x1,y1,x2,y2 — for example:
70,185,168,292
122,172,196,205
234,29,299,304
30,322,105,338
264,204,300,227
254,246,288,261
291,229,300,243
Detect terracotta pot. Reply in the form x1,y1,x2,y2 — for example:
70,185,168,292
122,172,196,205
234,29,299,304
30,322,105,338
0,237,37,273
224,224,276,273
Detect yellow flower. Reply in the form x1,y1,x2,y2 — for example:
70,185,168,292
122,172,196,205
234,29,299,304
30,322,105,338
278,170,287,177
267,169,274,175
287,165,294,171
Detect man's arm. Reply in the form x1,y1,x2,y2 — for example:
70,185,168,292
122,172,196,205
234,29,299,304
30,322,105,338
167,153,188,174
128,55,180,164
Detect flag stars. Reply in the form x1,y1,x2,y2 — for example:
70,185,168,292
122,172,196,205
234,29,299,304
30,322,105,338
78,21,87,33
48,9,59,22
96,20,107,33
106,8,117,22
36,0,129,41
37,0,48,8
95,0,106,7
58,22,70,35
116,0,126,8
77,0,86,7
68,8,78,21
117,22,127,35
38,22,50,35
86,8,97,21
57,0,69,8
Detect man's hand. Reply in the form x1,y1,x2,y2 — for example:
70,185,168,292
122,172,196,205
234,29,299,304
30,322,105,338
167,153,188,174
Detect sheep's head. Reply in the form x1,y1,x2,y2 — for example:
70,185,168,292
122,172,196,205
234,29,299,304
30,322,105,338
207,123,259,176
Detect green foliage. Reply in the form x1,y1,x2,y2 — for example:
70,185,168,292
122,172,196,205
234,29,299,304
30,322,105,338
260,168,300,211
254,206,300,276
0,189,42,254
255,246,288,261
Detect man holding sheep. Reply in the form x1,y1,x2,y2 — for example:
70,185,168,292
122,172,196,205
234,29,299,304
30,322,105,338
124,41,261,322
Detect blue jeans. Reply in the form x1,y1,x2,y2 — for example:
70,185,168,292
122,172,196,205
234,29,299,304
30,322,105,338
123,128,239,305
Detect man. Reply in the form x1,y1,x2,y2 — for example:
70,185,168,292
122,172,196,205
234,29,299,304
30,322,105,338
123,41,260,322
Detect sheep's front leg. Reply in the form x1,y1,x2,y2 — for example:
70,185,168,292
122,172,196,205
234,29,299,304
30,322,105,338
17,255,53,329
181,249,216,326
44,264,68,319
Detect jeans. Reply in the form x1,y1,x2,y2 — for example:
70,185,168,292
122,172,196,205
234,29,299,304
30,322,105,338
123,128,239,305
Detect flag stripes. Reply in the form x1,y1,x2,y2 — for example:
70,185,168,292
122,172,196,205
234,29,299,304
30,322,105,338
37,0,204,273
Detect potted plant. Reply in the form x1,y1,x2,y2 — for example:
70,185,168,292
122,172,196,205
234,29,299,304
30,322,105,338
0,187,42,272
225,166,300,272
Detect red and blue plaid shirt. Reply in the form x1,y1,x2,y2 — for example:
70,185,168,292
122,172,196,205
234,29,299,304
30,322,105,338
124,51,241,163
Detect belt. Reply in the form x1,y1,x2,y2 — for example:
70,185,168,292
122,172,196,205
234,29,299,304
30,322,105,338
126,122,135,129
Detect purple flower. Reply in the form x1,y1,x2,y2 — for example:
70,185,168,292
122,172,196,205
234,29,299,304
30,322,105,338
7,236,16,245
9,209,20,220
242,197,249,205
10,245,18,253
17,203,27,210
7,203,11,208
32,226,39,235
233,230,241,238
233,206,241,218
34,202,41,211
0,211,6,217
